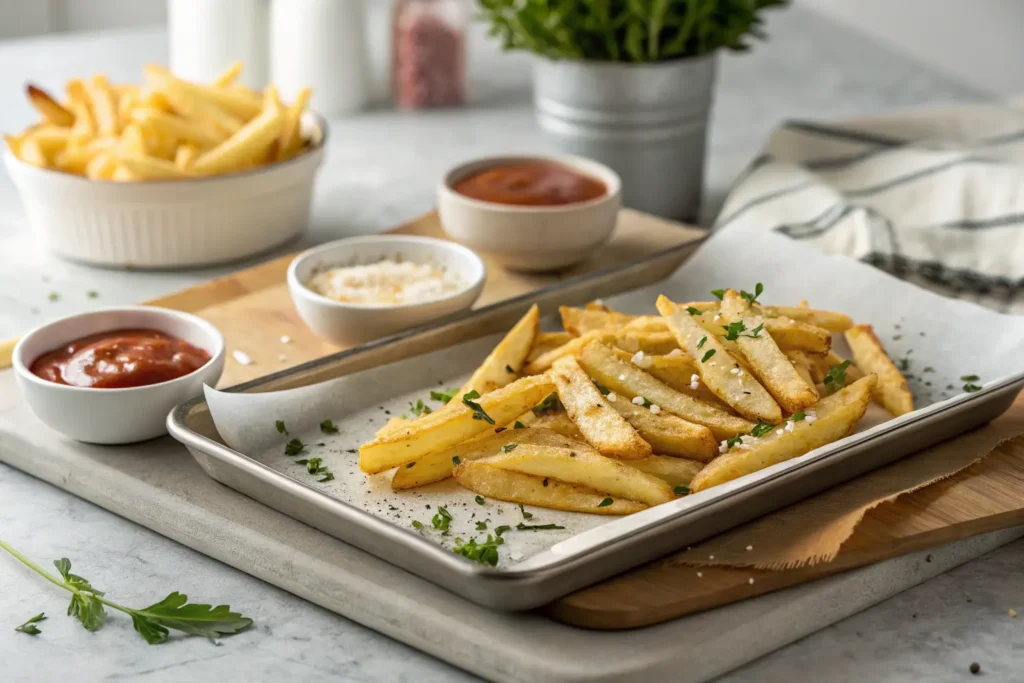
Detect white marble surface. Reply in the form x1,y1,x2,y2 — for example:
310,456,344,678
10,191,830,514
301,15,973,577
1,6,1018,683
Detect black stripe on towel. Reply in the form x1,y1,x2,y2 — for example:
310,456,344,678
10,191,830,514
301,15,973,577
782,120,908,147
862,253,1024,300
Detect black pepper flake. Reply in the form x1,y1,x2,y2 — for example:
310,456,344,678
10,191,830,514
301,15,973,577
569,452,577,458
970,662,981,675
543,477,549,487
926,554,933,562
384,410,391,415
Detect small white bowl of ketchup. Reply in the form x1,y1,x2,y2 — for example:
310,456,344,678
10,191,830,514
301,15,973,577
438,154,622,272
12,306,225,445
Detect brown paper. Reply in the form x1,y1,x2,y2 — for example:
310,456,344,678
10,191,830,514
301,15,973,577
672,398,1024,570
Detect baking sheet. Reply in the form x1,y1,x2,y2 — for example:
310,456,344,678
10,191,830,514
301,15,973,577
203,222,1024,573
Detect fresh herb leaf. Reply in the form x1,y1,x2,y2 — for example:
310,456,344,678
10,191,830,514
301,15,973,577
696,336,707,349
823,360,852,389
304,457,325,474
409,399,433,417
686,306,702,316
513,421,526,430
516,523,565,531
431,388,459,404
284,439,305,456
592,380,611,395
960,375,980,382
747,322,765,338
319,419,339,434
740,282,764,305
518,503,533,520
432,506,453,532
14,612,46,635
674,486,691,495
532,392,564,415
701,349,716,363
750,422,774,438
964,383,982,393
725,435,744,449
86,290,99,299
462,390,495,425
476,521,488,530
318,473,335,483
475,495,486,505
501,444,518,454
452,535,503,566
346,449,357,454
789,411,806,422
452,456,461,465
639,396,654,408
722,321,746,341
48,292,60,302
493,525,511,536
412,520,424,530
711,289,725,301
597,498,614,508
275,420,288,435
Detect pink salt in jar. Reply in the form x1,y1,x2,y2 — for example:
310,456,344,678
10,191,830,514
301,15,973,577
392,0,467,109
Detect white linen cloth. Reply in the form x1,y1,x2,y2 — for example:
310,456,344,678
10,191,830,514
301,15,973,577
716,103,1024,313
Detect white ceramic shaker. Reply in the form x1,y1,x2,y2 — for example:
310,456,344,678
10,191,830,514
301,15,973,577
270,0,371,115
167,0,269,88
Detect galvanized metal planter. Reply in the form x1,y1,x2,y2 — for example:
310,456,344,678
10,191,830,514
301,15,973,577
533,54,717,222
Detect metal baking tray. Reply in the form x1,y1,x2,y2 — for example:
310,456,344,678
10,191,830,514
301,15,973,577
168,236,1024,611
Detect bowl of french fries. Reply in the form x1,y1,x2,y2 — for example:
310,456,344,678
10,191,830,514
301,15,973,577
359,289,913,515
2,62,325,268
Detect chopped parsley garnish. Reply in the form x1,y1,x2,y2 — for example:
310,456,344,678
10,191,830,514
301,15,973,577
275,420,288,435
501,444,518,453
697,336,707,349
430,388,459,404
346,448,357,454
514,421,526,429
412,520,424,530
701,349,716,363
960,374,980,382
452,456,461,465
740,282,764,305
409,399,433,417
319,419,339,434
298,457,326,475
476,521,488,530
318,473,335,483
789,411,806,422
47,292,60,302
284,439,305,456
14,612,46,636
750,422,774,438
516,523,565,531
686,306,702,316
532,392,564,415
462,390,495,425
898,358,911,372
823,360,852,389
725,435,744,449
711,289,725,300
748,323,765,338
639,396,654,408
475,495,486,505
518,503,533,520
722,321,746,341
505,364,515,373
597,498,614,508
964,383,982,393
674,486,691,495
452,535,503,566
431,506,453,532
592,380,611,395
494,525,511,536
86,290,99,299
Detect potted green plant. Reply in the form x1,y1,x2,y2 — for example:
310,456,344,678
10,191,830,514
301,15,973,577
478,0,788,221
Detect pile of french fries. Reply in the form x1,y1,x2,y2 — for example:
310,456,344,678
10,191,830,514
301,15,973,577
358,288,914,515
4,62,312,181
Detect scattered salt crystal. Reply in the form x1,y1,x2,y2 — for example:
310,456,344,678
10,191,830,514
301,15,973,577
785,421,795,433
607,392,618,402
713,314,721,322
280,335,292,344
709,361,717,367
667,349,684,358
776,429,784,435
618,373,627,381
649,404,662,414
748,578,755,585
730,368,740,375
510,552,524,561
746,545,753,551
593,299,605,306
232,350,253,366
631,350,652,368
709,555,715,560
736,369,743,376
632,396,645,406
719,440,729,454
697,572,703,578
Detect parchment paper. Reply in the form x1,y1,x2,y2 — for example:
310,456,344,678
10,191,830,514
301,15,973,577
205,222,1024,569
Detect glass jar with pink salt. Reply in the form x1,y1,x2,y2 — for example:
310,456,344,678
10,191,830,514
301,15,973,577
392,0,467,109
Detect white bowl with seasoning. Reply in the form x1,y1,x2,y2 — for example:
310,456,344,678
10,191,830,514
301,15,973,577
287,235,487,347
438,154,622,272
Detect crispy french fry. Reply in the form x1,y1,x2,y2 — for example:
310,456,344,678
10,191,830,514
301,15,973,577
54,138,115,174
392,427,594,490
6,135,49,168
720,290,818,415
131,108,226,147
526,332,573,364
118,122,148,158
578,341,754,439
585,300,613,312
212,61,244,87
276,86,312,161
117,90,136,130
119,155,192,179
192,94,284,175
456,304,538,402
524,328,677,374
480,444,673,506
65,79,89,107
844,325,913,416
515,410,586,441
146,64,245,134
174,143,199,170
551,356,651,459
453,461,645,515
559,306,634,336
610,347,729,407
111,165,136,182
23,125,72,156
760,318,832,353
690,375,876,491
783,349,821,398
85,151,119,180
358,375,554,474
26,85,75,127
760,306,853,332
607,396,717,461
86,74,119,136
626,455,703,489
658,296,782,423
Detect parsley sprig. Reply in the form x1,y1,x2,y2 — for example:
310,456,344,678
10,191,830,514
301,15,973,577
823,360,852,391
1,540,251,644
409,399,432,417
462,390,495,425
319,419,339,434
722,320,765,341
532,392,564,415
15,612,46,635
430,388,459,404
453,535,503,566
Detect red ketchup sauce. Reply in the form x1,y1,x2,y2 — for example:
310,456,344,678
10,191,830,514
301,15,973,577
453,161,607,207
30,329,211,389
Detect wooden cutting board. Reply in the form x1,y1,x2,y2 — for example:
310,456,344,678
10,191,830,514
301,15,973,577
0,209,703,383
546,414,1024,630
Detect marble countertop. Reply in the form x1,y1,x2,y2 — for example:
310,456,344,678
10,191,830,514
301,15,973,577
1,6,1019,682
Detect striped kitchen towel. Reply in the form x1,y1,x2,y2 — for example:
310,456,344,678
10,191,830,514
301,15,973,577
716,103,1024,313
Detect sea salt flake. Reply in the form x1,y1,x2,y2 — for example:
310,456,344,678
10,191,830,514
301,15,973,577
280,335,292,344
631,350,651,368
232,350,253,366
649,404,662,414
748,578,755,585
632,396,645,406
785,421,795,433
697,572,703,578
746,545,753,551
607,392,618,402
805,415,817,424
618,373,626,381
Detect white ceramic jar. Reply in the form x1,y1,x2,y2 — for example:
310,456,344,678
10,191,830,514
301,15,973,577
167,0,269,88
270,0,370,115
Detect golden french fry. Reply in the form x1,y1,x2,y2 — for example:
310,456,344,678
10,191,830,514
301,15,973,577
86,74,119,136
844,325,913,416
607,396,717,461
65,79,89,107
690,375,876,491
783,349,821,398
480,444,673,506
212,61,244,87
119,155,192,180
174,143,198,170
111,165,136,182
392,427,594,490
658,295,782,424
551,356,651,459
85,151,119,179
277,86,312,161
26,85,75,127
118,122,148,158
760,318,832,353
131,108,226,148
720,290,818,415
453,461,645,515
116,90,136,130
456,304,539,402
524,328,678,374
359,375,554,474
760,306,853,332
192,97,284,175
6,135,49,168
54,138,115,174
626,455,703,489
610,347,729,408
578,341,754,439
515,410,586,441
138,88,174,112
23,125,72,156
559,306,634,336
68,100,96,144
526,332,573,364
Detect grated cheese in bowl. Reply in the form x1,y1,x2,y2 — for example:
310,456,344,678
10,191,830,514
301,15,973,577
306,260,466,307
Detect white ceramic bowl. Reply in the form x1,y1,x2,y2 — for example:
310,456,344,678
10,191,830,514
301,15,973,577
3,113,327,269
12,306,225,444
287,235,486,347
437,154,622,272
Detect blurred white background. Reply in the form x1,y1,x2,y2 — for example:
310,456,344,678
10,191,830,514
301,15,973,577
0,0,1020,97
